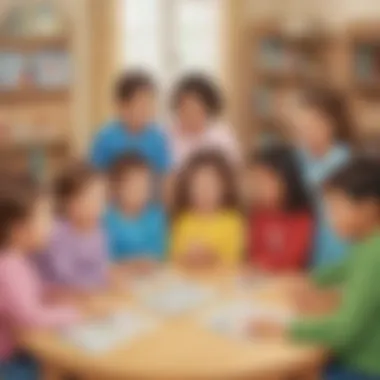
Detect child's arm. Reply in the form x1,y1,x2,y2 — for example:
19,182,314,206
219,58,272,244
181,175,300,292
288,246,378,351
1,262,81,329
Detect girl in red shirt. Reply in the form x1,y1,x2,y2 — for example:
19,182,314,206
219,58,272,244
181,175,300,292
248,145,314,272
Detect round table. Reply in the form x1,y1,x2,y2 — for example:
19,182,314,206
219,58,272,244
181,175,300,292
20,269,326,380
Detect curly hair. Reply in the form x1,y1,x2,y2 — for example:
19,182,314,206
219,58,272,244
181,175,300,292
172,150,239,217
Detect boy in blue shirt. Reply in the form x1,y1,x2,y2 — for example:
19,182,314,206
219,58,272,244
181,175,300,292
104,154,167,270
90,70,171,175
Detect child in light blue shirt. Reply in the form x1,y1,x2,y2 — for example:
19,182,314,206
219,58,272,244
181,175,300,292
104,153,167,263
289,87,352,267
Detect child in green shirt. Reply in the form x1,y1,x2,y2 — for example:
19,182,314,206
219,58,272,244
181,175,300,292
250,157,380,380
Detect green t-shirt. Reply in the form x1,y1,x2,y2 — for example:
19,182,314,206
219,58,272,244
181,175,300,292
290,231,380,375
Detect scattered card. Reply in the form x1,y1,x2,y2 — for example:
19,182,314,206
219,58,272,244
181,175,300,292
62,310,157,353
203,301,294,339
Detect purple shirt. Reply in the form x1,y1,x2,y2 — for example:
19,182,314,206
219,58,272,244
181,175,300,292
37,220,109,291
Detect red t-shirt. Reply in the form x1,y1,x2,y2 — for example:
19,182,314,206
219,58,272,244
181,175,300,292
248,210,314,272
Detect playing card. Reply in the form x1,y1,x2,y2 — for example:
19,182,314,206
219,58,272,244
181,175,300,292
203,301,294,339
140,280,216,316
62,310,157,353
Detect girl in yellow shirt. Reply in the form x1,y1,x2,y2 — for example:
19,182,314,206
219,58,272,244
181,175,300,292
171,150,243,268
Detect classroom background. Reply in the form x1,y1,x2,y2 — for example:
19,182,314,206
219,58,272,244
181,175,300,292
1,0,380,179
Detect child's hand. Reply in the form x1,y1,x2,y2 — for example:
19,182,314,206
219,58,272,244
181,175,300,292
246,319,286,340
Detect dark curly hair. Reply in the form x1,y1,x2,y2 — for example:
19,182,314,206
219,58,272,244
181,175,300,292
250,145,313,213
54,161,101,215
298,86,353,144
115,70,156,102
171,74,224,117
172,150,239,217
325,156,380,201
0,175,41,249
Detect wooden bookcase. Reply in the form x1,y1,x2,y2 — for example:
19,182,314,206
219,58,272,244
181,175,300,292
245,20,380,152
345,22,380,152
0,16,72,180
246,20,333,147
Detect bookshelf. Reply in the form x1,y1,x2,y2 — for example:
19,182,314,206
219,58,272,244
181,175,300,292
247,21,332,148
346,22,380,149
0,3,72,180
244,20,380,152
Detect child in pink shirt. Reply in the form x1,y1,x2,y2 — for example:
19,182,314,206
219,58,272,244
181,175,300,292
0,179,82,379
167,74,241,171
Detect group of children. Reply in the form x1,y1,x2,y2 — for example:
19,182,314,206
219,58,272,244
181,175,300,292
1,70,380,380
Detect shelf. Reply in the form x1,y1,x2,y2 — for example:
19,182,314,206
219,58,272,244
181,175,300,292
0,89,70,104
353,80,380,96
0,138,67,155
0,36,69,51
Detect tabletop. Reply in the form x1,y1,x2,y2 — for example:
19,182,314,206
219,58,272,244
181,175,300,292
19,268,326,380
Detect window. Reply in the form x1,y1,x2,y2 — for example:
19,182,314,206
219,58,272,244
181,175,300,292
122,0,222,85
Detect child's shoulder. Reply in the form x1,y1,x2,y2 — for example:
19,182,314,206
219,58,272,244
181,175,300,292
0,253,28,277
95,120,123,139
145,124,169,144
145,203,166,219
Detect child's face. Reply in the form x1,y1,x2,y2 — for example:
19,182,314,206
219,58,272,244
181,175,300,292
290,103,334,154
118,168,151,212
15,196,53,252
325,190,379,240
249,165,285,210
68,176,107,225
119,89,156,130
189,166,224,212
177,94,208,131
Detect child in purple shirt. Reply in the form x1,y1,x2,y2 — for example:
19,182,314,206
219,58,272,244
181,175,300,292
37,162,110,292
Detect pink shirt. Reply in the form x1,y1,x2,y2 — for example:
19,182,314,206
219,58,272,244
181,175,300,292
0,252,81,361
167,121,241,170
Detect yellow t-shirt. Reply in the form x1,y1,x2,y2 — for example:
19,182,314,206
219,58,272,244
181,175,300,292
171,210,243,266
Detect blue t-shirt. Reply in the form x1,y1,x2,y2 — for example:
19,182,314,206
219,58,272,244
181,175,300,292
104,204,167,262
90,120,171,173
298,145,351,268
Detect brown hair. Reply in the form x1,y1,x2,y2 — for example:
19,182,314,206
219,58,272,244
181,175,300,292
54,161,101,215
114,70,156,103
0,176,40,249
108,153,150,191
172,150,239,216
299,86,353,144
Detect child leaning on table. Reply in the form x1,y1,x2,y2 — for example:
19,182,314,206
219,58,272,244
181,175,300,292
37,161,111,293
0,177,82,380
104,153,167,273
250,157,380,380
247,145,314,273
171,150,243,268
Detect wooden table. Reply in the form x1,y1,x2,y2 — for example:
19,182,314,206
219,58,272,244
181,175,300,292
19,269,326,380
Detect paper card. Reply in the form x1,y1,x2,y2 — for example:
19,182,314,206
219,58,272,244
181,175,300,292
202,301,294,339
139,279,217,316
62,310,157,353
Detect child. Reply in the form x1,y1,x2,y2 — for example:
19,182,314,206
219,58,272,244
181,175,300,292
289,86,352,267
171,150,243,268
104,154,167,269
90,70,171,175
168,74,240,171
251,157,380,380
248,145,314,272
37,162,110,292
0,178,82,379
